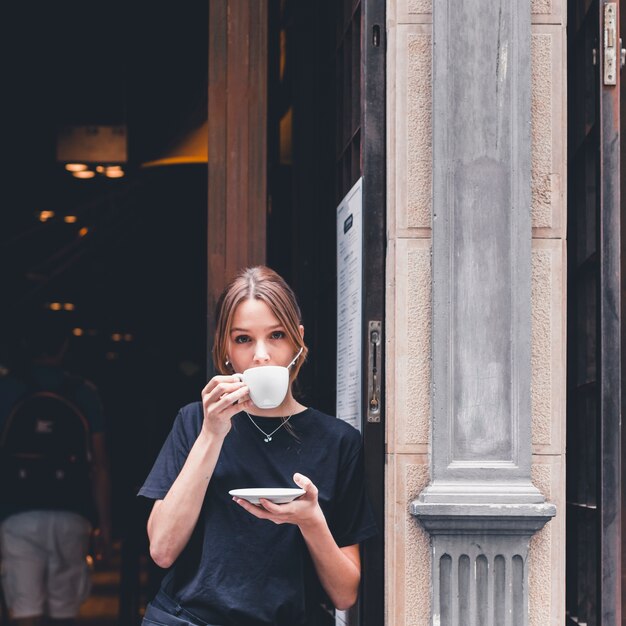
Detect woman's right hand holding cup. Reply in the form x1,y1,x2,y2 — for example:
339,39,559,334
201,376,251,439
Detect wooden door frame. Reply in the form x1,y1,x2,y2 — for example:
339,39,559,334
360,1,386,625
598,0,621,622
207,0,268,331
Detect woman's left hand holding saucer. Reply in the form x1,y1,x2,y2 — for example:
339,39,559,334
233,473,324,529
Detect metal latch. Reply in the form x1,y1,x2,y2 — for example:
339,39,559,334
367,321,382,423
604,3,617,85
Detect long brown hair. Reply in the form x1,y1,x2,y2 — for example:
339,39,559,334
212,266,308,381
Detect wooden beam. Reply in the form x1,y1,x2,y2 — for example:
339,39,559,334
207,0,267,320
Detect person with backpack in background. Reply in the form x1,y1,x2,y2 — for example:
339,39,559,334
0,317,112,626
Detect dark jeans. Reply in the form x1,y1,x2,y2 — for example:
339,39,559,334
142,590,225,626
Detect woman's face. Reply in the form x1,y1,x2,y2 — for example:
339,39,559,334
227,298,302,373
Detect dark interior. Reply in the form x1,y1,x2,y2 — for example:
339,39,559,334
2,1,348,623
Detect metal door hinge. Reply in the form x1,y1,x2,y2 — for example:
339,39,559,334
604,3,617,85
367,321,382,423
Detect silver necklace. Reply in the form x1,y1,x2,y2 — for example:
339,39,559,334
245,411,293,442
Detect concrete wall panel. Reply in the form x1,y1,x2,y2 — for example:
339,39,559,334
396,25,432,237
529,456,564,625
531,26,566,237
386,454,431,626
531,0,564,25
394,238,431,451
531,239,565,454
396,0,431,24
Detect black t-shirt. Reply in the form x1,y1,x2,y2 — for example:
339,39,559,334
138,403,377,626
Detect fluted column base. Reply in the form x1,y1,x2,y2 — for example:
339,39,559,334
412,500,555,626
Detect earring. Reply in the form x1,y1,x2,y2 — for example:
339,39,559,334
225,358,231,368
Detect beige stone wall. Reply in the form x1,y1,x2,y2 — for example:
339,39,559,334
528,2,567,624
385,1,567,624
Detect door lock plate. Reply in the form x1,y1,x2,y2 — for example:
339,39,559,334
367,321,382,423
604,3,617,85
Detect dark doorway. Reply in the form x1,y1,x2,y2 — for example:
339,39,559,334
267,1,385,624
3,2,386,624
3,2,210,624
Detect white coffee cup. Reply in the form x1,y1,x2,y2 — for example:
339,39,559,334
234,366,290,409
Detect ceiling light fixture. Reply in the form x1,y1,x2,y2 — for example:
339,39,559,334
65,163,88,172
72,170,96,179
105,167,125,178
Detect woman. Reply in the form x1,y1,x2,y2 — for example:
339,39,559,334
139,266,376,626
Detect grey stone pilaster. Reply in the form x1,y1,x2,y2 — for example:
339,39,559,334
411,0,556,624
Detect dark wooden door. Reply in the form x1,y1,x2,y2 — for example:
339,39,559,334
566,1,621,625
335,1,386,625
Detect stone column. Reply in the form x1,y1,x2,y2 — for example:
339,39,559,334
411,0,556,624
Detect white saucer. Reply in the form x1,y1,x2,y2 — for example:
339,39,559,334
229,488,306,505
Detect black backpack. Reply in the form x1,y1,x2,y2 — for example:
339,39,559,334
0,375,94,519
